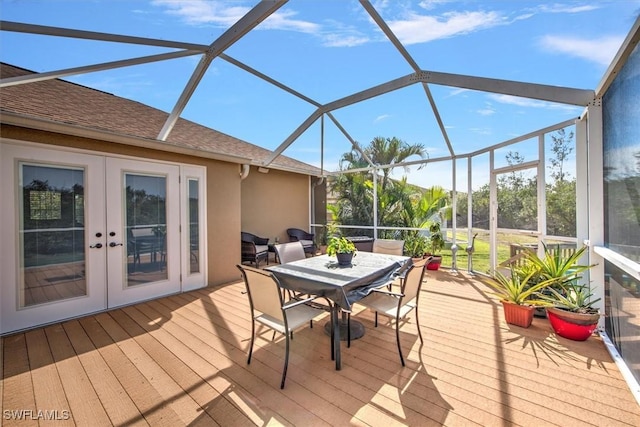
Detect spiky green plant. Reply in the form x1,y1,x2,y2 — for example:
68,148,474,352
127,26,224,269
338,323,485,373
539,282,601,314
524,243,593,286
485,268,556,306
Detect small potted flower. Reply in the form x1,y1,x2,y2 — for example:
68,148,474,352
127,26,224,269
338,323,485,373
326,236,357,266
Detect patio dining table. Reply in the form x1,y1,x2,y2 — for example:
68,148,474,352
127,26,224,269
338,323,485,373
266,251,410,370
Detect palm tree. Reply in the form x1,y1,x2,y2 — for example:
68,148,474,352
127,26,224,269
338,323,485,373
401,185,452,240
330,136,428,233
364,136,427,192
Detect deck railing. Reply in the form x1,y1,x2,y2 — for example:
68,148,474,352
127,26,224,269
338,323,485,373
500,242,577,269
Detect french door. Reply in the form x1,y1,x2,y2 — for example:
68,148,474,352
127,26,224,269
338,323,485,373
105,158,180,307
0,143,204,334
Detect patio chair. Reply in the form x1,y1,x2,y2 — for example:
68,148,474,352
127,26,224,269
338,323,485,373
274,241,306,264
286,228,316,256
373,239,405,290
237,264,331,389
241,232,269,267
274,241,332,308
354,259,429,366
128,227,162,270
373,239,405,255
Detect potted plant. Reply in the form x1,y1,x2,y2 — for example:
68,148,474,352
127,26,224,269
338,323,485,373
426,222,445,270
484,268,555,328
318,222,340,255
523,244,593,317
540,282,601,341
403,233,428,261
317,230,328,254
326,236,357,266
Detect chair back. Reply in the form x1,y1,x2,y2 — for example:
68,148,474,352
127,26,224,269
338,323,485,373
241,231,268,245
287,228,314,241
373,239,405,256
274,242,306,264
401,260,428,303
240,231,254,243
237,265,284,322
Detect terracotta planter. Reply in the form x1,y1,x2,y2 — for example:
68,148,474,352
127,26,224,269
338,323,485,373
546,307,599,341
501,301,535,328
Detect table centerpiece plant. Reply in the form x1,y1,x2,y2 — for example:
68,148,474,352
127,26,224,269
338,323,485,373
326,236,357,266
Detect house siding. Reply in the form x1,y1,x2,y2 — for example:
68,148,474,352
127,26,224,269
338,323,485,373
1,125,311,288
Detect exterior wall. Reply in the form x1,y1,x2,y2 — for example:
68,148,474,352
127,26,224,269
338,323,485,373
0,125,243,286
241,166,311,245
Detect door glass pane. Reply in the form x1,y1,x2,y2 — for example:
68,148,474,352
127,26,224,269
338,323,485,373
125,174,167,286
496,167,538,267
188,179,200,274
20,164,86,307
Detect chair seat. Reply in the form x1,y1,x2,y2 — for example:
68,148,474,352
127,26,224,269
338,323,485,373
358,293,417,319
352,262,428,367
299,239,314,248
256,303,324,334
237,264,331,389
255,244,269,254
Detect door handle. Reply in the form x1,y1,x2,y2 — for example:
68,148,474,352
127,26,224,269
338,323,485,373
109,242,124,247
89,243,103,249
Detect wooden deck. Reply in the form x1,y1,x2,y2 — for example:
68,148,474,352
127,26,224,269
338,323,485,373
2,269,639,426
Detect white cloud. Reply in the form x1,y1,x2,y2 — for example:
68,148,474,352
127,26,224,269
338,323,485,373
489,94,581,113
447,88,469,98
477,103,495,116
387,10,506,45
261,9,321,34
537,4,601,14
539,35,624,66
418,0,452,10
152,0,321,33
152,0,249,26
152,0,373,47
469,127,492,135
374,114,391,123
320,21,370,47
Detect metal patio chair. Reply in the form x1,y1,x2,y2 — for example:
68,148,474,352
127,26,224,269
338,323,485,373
237,264,331,389
354,260,429,366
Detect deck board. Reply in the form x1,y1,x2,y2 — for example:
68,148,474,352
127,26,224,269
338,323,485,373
2,269,640,426
2,334,38,427
44,324,111,426
64,319,149,426
24,328,74,427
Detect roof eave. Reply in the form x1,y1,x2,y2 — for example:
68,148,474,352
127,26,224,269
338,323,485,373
1,111,253,165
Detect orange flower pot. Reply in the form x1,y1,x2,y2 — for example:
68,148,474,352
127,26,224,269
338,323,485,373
501,301,535,328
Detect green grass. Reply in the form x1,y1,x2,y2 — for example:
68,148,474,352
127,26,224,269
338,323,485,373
439,229,544,274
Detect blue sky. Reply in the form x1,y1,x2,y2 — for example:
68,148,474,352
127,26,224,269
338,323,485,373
2,0,639,189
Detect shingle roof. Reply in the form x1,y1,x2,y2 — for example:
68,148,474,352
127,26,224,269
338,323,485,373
0,63,320,175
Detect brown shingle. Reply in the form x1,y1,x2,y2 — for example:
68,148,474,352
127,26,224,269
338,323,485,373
0,63,320,175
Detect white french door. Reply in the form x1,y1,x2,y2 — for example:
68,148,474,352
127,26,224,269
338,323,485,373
105,158,181,307
1,142,204,334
